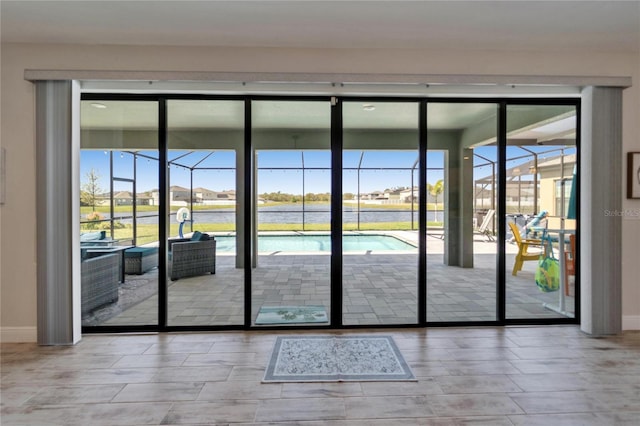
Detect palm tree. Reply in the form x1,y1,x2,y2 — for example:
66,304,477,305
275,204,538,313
427,179,444,222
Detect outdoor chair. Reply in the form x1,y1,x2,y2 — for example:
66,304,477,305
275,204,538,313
168,234,216,280
475,209,496,241
564,234,576,296
508,222,545,276
514,210,549,241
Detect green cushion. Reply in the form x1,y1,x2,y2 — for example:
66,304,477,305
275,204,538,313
190,231,210,241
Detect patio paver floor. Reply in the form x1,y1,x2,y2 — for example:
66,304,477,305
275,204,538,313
84,234,574,327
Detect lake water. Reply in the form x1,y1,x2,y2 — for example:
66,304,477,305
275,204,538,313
102,204,442,225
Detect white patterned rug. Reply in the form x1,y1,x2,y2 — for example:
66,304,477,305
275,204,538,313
263,336,416,382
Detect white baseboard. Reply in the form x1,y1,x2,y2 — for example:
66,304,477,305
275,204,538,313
622,315,640,330
0,326,37,343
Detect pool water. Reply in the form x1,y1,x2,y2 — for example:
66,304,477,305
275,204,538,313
213,234,416,253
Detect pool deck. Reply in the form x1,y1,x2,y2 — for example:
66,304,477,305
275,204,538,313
84,231,575,327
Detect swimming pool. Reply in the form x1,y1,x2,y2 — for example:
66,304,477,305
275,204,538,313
213,234,416,253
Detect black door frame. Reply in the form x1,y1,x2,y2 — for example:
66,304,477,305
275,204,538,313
80,93,580,334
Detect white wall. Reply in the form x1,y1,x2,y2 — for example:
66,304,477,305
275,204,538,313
622,47,640,331
1,43,639,341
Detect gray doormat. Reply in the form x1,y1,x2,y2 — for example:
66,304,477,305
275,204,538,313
263,336,416,382
255,306,328,324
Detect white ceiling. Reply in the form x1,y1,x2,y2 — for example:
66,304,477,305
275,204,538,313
81,99,498,130
2,1,639,52
80,99,577,147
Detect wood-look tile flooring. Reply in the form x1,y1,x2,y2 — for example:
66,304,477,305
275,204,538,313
3,326,640,425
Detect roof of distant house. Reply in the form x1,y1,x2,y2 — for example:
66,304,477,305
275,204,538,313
113,191,133,199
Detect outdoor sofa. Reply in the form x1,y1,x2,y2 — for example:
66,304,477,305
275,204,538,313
80,252,120,315
168,232,216,280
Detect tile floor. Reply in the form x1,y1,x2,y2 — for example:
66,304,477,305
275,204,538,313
2,326,639,425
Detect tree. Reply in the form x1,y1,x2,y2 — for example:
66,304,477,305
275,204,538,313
81,168,103,210
427,179,444,222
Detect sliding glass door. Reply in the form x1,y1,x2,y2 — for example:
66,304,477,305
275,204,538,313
166,100,245,326
342,101,420,325
80,100,160,327
505,104,578,320
426,102,499,322
251,100,332,326
80,94,579,331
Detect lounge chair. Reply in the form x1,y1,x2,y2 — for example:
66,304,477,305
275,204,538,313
475,209,495,241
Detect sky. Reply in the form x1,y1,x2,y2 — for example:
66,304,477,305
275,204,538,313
80,150,445,195
80,145,575,196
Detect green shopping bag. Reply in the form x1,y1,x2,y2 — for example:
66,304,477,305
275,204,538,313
535,235,560,293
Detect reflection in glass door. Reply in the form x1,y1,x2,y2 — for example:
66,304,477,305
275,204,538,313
426,103,499,322
166,100,245,326
342,101,420,325
251,101,332,326
505,104,578,320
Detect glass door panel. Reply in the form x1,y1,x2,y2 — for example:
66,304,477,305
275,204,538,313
80,100,159,327
426,102,499,322
342,101,419,325
505,105,577,319
167,100,245,326
251,101,332,326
